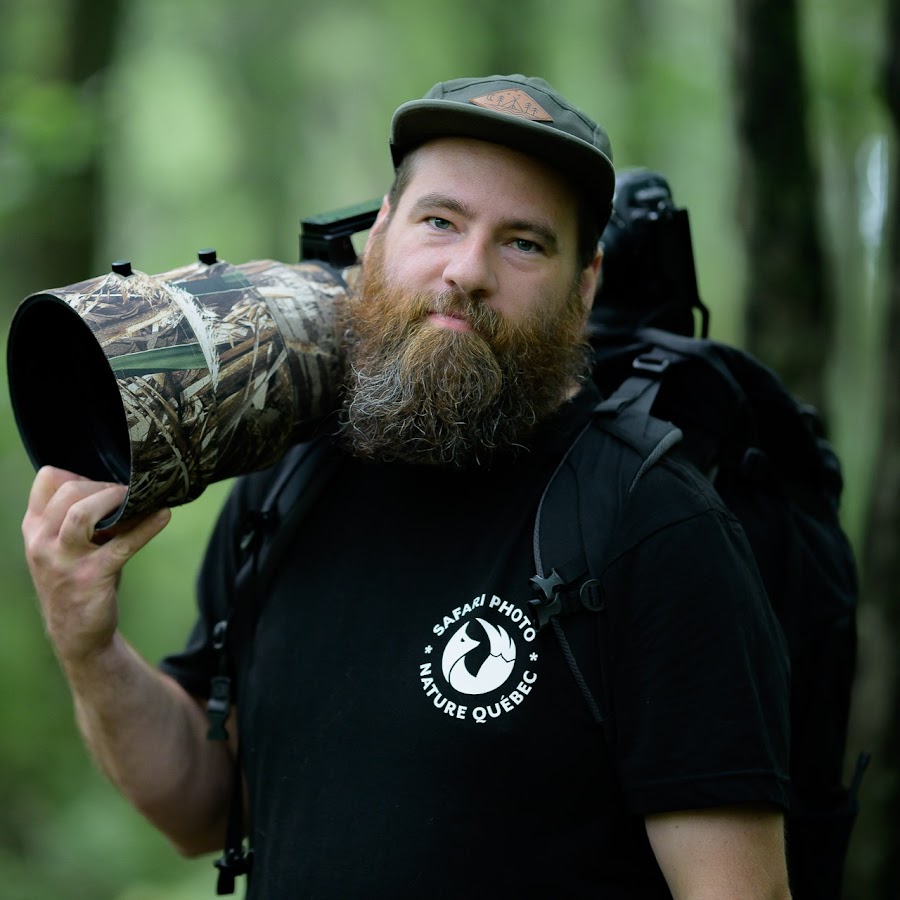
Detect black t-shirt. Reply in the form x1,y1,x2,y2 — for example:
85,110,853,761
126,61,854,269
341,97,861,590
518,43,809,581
161,385,790,898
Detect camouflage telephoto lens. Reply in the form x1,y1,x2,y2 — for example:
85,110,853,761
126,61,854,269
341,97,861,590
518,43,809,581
6,257,349,529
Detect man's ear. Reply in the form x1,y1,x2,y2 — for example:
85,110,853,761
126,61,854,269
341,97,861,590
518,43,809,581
370,195,392,236
361,195,391,262
579,245,603,313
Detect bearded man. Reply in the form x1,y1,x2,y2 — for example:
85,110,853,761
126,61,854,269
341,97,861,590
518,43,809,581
22,75,793,899
342,136,594,468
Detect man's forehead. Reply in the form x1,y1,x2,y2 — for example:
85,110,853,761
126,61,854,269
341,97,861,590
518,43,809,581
408,135,572,185
398,138,581,233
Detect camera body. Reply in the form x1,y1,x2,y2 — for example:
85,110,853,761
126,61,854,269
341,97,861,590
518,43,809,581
590,168,708,339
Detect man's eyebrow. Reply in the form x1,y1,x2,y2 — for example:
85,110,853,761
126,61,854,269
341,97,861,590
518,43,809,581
409,193,472,219
409,193,561,253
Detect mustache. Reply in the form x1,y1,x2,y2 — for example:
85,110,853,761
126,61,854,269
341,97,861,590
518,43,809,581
403,290,512,344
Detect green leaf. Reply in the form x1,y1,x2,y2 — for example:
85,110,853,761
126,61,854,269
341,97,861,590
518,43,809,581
109,342,209,376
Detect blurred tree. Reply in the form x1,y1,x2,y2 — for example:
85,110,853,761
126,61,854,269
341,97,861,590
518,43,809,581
459,0,542,76
731,2,896,898
730,0,833,412
605,0,662,167
193,0,315,259
863,1,900,897
0,2,130,898
0,0,123,306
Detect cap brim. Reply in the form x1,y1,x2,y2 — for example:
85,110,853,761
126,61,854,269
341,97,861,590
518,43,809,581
391,100,615,228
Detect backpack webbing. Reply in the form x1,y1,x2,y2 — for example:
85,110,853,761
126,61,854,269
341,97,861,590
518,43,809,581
207,435,338,895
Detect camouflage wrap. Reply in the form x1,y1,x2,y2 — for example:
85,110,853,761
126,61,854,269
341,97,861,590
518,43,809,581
8,258,351,527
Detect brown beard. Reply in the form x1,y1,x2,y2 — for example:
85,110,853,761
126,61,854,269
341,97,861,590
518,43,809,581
339,233,590,468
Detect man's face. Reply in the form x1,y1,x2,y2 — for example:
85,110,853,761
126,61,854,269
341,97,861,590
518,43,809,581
375,136,597,324
340,137,600,467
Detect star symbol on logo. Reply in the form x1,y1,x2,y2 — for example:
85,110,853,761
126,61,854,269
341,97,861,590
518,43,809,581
424,645,433,654
530,652,539,662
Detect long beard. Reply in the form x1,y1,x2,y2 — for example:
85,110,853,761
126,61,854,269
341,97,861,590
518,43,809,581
339,236,589,468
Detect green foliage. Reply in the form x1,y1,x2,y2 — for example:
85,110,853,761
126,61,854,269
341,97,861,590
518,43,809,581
2,77,100,174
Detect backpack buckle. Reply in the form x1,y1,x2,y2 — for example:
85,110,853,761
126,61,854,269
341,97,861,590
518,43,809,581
632,353,671,375
527,569,566,630
214,845,254,895
206,675,232,741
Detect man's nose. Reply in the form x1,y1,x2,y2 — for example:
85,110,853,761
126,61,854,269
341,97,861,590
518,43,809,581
442,236,497,297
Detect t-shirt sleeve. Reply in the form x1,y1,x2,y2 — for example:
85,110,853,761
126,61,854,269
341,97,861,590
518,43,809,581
602,461,792,815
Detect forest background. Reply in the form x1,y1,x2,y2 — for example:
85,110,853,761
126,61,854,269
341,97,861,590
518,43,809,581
0,0,897,898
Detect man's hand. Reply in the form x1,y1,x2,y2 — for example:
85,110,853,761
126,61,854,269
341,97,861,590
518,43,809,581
22,465,170,668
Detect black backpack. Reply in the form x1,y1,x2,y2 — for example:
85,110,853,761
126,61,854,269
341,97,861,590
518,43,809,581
208,172,867,898
527,169,867,899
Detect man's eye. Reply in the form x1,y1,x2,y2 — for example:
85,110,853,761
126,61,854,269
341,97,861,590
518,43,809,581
513,238,540,253
428,217,452,230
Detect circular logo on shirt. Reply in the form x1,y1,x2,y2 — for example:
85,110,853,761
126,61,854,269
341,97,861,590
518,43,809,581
419,593,539,724
442,618,516,694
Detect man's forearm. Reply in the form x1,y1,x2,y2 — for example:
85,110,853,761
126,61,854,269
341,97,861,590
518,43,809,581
66,632,233,856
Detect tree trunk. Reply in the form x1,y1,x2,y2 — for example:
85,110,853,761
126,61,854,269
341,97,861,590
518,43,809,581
864,1,900,896
463,0,542,77
731,0,832,413
1,0,123,305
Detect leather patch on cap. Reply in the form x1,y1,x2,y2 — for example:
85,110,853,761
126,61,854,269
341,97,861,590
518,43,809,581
469,89,553,122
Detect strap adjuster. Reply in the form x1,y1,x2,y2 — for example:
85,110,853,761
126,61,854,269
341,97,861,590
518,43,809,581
632,353,671,375
206,675,232,741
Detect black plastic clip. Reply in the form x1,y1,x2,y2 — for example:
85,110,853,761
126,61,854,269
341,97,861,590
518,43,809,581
632,352,671,375
215,846,254,895
579,578,606,613
237,509,277,557
528,569,567,630
207,620,231,741
207,676,232,741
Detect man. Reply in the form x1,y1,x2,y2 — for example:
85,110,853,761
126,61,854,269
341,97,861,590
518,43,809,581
22,75,792,898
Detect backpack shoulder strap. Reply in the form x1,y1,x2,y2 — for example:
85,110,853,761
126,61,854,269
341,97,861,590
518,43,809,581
207,433,339,739
529,398,683,626
528,397,683,727
233,434,339,609
207,434,339,895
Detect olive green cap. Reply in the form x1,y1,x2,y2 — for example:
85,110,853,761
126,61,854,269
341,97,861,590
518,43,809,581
390,74,615,229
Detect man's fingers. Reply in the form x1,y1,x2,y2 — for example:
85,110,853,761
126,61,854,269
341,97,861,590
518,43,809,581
56,484,129,548
21,469,171,667
24,466,170,576
26,466,94,518
99,508,172,567
39,481,127,547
